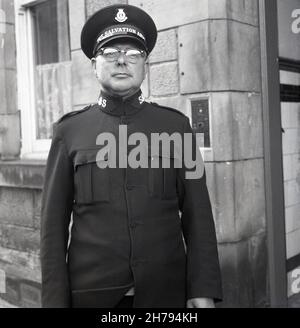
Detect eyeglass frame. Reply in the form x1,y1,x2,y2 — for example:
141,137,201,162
93,46,147,63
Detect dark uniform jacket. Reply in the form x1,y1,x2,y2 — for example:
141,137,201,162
40,89,222,308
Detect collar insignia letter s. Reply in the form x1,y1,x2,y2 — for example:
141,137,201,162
98,96,107,108
115,9,127,23
138,95,145,104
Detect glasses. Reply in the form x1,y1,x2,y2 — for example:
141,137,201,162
96,47,146,63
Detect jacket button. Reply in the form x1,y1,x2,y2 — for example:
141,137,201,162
131,260,138,267
120,116,129,124
126,184,134,190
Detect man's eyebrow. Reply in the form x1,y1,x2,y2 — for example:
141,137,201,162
107,44,142,50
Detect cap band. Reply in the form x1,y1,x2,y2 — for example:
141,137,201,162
96,24,146,44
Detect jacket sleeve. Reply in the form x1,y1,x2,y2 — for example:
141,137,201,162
178,117,223,302
40,123,74,307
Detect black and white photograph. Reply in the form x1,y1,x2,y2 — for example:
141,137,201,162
0,0,299,312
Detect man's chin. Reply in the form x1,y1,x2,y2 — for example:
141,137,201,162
108,84,138,97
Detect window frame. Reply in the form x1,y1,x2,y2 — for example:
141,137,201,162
15,0,70,159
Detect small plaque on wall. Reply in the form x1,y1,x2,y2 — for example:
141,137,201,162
190,98,210,148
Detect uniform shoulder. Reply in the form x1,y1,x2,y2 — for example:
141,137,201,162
56,104,95,124
150,102,187,118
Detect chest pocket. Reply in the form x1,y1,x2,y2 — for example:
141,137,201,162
148,149,181,200
74,149,110,204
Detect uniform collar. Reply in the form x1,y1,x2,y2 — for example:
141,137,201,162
97,89,146,116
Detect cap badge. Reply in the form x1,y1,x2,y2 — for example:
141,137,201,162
115,9,128,23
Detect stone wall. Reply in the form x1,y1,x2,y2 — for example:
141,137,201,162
0,0,36,307
0,161,44,307
126,0,267,307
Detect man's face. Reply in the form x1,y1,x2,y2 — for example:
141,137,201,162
92,40,147,98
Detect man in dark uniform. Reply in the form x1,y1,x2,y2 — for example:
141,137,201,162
40,4,222,308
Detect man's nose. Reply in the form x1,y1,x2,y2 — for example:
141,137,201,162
116,52,127,65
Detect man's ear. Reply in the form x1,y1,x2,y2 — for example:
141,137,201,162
143,60,149,80
91,58,97,74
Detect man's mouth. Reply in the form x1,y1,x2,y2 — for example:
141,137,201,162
113,73,131,77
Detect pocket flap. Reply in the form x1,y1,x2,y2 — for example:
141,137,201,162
148,145,182,160
74,149,109,169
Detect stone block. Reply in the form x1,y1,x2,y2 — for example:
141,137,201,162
0,0,15,24
205,159,266,243
282,153,300,182
68,0,86,51
86,0,127,17
0,161,45,189
0,188,34,227
149,29,177,63
282,154,292,182
286,228,300,259
0,69,6,113
281,102,300,129
282,128,300,155
0,297,17,307
33,190,42,230
248,233,268,307
20,281,41,308
205,162,235,243
0,69,17,115
0,272,41,308
0,246,41,283
129,0,258,30
217,234,267,307
233,160,266,238
0,224,40,254
0,267,5,293
217,239,252,307
148,95,188,116
178,20,261,93
0,112,21,159
284,180,300,208
285,203,300,234
178,21,209,93
71,50,99,106
224,0,259,26
210,92,263,161
1,275,20,306
150,62,179,96
0,24,16,70
129,0,207,30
